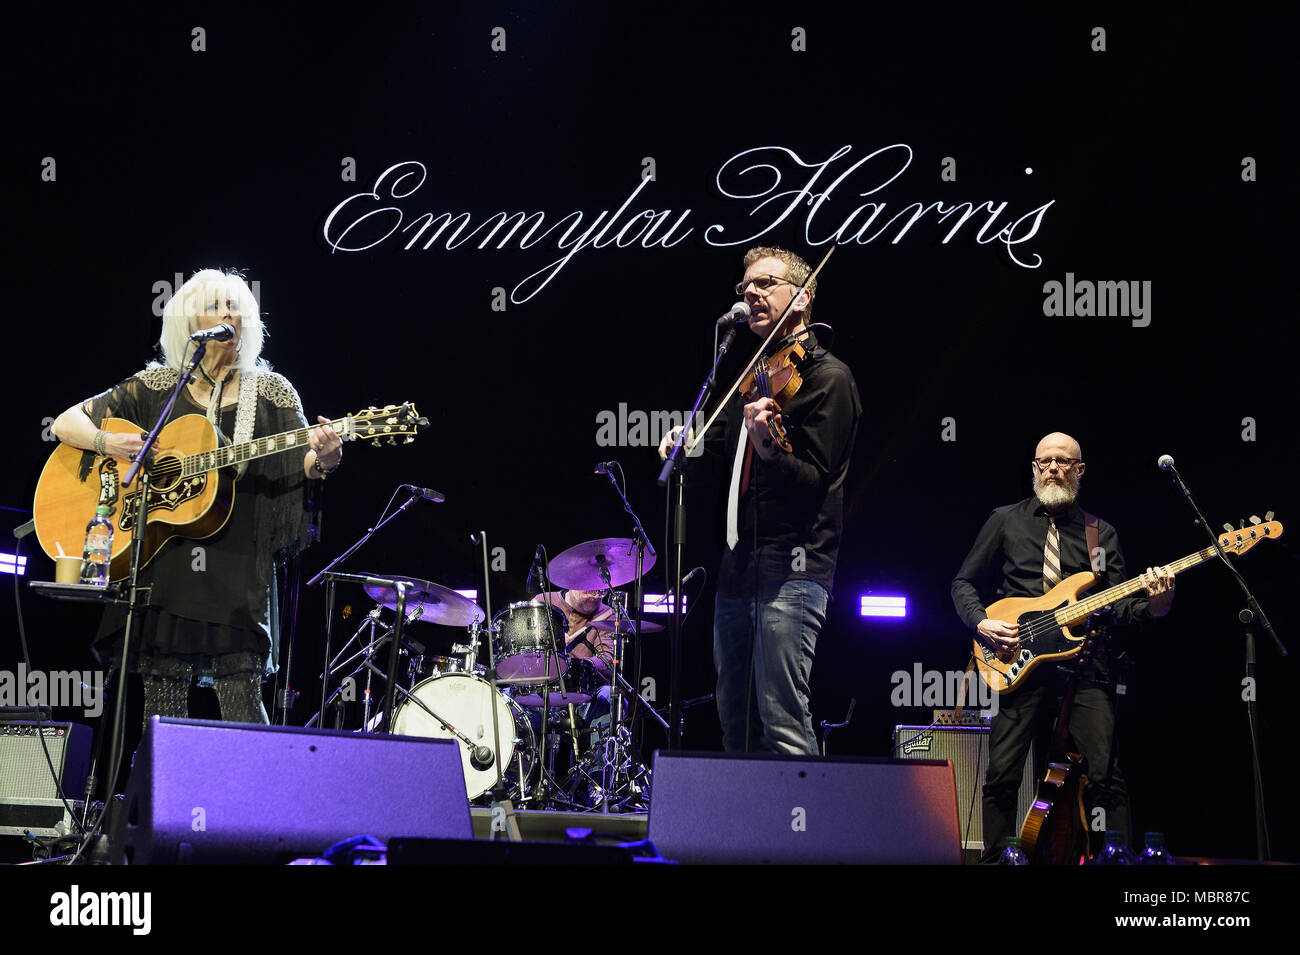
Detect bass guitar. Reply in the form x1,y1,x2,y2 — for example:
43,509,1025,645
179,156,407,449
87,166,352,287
974,517,1282,694
33,403,424,581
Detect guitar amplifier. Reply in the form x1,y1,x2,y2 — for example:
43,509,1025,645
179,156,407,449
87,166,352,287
893,724,1036,851
0,721,92,837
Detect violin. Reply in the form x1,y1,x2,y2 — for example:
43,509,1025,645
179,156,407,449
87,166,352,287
685,244,836,459
738,332,812,453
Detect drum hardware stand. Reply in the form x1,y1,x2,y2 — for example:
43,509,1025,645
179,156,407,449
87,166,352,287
583,587,651,812
305,604,424,730
525,544,575,809
593,466,657,811
474,530,511,805
306,484,433,732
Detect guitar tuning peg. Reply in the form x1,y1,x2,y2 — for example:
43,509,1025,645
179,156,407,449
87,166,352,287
1250,515,1261,525
1222,523,1234,533
1265,511,1274,522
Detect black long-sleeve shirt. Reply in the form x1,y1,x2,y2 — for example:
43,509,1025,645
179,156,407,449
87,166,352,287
708,339,861,597
950,497,1152,633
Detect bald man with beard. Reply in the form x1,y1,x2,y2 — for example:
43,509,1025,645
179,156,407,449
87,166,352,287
951,432,1175,862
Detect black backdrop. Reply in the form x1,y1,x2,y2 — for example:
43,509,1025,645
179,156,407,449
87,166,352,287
7,6,1297,861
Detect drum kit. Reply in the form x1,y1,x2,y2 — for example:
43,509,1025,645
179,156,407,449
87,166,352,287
320,537,663,812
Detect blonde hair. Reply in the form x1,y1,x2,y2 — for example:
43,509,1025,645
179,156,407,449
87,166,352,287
157,269,268,372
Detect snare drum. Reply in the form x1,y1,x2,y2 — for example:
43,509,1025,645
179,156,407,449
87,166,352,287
492,601,569,684
511,657,604,708
392,672,536,799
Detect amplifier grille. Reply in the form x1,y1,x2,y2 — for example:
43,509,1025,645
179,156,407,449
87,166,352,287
893,724,1035,851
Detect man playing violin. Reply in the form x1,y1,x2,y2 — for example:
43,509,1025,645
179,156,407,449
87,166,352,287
660,247,861,755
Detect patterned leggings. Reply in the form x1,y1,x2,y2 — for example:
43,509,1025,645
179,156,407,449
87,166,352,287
141,662,269,731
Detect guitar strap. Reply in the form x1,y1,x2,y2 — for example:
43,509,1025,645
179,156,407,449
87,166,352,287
1082,511,1100,570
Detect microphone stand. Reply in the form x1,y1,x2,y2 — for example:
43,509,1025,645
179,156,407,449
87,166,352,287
304,486,425,728
101,342,208,803
657,322,739,747
597,463,656,808
1161,458,1286,860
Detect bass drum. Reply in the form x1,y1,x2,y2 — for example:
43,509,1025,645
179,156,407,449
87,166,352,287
392,673,536,800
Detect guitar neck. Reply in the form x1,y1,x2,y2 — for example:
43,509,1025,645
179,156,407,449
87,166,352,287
1055,545,1219,626
179,418,347,477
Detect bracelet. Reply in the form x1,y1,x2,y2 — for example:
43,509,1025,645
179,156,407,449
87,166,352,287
93,430,108,457
312,457,339,478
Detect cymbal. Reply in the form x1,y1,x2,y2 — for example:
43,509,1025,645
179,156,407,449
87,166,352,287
547,538,656,591
363,575,485,627
589,618,664,634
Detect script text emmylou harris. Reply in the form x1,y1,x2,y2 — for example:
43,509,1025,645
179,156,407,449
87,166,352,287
322,144,1056,304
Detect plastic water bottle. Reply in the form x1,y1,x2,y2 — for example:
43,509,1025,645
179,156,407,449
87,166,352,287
1138,832,1176,865
1092,829,1137,864
996,836,1030,865
79,505,114,586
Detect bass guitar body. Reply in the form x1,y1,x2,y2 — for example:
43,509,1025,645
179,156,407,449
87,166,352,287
34,415,233,581
973,572,1096,693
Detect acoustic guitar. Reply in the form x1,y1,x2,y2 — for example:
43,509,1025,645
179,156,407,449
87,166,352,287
973,518,1282,694
33,403,424,581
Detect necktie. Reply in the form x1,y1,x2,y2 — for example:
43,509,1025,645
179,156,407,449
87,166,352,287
1043,517,1062,593
725,429,750,550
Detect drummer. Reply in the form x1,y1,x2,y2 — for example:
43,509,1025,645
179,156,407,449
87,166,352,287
534,588,616,678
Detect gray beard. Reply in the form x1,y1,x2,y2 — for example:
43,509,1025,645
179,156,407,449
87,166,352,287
1033,476,1078,510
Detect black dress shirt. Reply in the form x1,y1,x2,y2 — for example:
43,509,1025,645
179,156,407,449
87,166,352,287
951,496,1152,633
711,338,861,597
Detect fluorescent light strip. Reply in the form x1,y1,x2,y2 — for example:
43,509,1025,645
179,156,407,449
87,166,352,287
643,594,688,613
0,553,28,576
860,595,906,618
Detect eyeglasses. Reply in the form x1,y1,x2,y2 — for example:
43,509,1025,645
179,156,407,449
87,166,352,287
736,274,795,296
1032,457,1082,471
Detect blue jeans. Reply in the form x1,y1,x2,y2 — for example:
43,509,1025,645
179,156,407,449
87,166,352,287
713,579,828,756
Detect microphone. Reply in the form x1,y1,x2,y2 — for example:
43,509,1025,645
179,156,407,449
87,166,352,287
469,745,495,770
594,461,617,475
524,544,545,594
403,485,446,503
681,566,704,588
1157,454,1176,471
716,302,751,326
190,323,236,342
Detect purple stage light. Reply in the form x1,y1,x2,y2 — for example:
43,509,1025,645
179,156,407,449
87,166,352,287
1,553,27,576
643,594,688,614
860,595,906,618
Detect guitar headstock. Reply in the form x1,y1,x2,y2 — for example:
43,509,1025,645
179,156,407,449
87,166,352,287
1218,514,1282,556
338,403,428,447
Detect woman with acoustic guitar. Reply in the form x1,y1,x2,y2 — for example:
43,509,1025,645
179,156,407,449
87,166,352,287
49,269,342,727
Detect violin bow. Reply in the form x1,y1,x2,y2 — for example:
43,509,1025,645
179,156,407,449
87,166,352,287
686,243,837,454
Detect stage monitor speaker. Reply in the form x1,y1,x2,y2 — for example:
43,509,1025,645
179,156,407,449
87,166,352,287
0,721,92,837
647,750,961,864
893,724,1036,851
113,717,472,864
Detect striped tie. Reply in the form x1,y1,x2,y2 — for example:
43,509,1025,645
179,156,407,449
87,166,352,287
1043,517,1062,593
